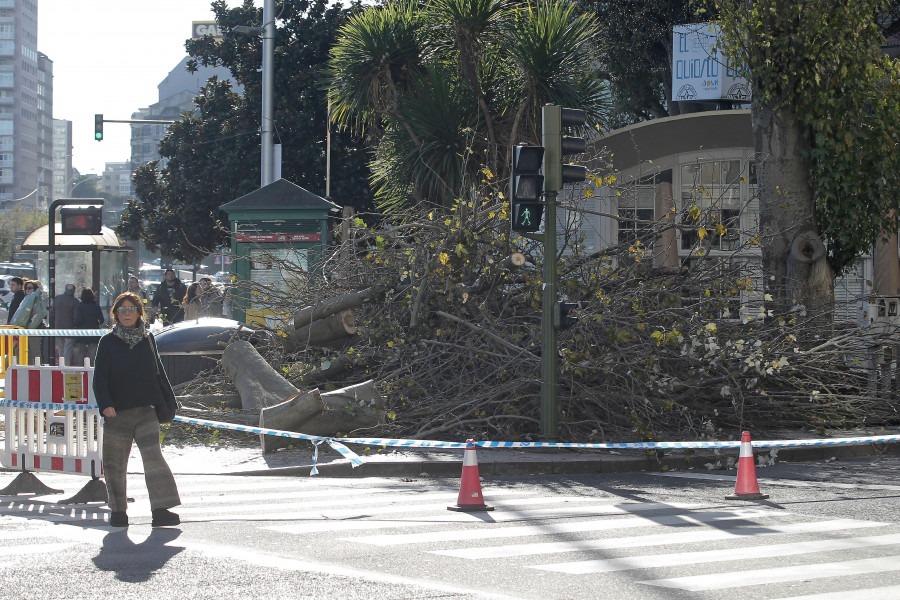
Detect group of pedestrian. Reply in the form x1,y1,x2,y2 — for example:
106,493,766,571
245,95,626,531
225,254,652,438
150,269,222,324
50,282,105,366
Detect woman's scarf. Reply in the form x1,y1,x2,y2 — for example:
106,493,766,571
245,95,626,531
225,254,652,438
112,321,147,349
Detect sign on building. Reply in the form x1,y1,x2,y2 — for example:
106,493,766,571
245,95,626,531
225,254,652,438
672,23,751,103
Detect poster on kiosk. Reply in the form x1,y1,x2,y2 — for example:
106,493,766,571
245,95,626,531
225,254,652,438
672,23,752,103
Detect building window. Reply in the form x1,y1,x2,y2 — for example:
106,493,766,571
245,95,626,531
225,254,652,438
679,160,749,253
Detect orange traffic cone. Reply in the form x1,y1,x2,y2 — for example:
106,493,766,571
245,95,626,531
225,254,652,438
726,431,769,500
448,440,494,512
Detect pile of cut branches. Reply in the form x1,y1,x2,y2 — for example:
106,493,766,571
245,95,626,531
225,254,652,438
234,177,899,444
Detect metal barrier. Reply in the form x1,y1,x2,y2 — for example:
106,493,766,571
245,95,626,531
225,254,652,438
0,356,107,502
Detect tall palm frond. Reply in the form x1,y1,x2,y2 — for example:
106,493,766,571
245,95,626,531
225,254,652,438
506,0,607,136
327,0,429,135
371,64,480,212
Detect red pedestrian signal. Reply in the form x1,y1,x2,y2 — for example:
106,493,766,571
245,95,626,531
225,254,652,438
60,206,102,234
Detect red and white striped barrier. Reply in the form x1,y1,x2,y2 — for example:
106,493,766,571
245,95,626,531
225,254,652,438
1,358,103,479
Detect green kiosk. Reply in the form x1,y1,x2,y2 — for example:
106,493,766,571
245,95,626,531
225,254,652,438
221,179,340,325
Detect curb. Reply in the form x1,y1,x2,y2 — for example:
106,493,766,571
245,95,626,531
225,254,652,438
221,439,900,478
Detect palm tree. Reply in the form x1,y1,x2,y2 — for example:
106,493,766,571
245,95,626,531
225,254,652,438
327,0,610,213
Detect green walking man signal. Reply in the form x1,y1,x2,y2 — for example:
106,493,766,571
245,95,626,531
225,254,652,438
510,144,545,233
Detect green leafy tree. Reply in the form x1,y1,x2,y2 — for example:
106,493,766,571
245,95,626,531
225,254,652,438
120,0,373,263
327,0,610,212
0,207,46,262
716,0,900,327
581,0,717,125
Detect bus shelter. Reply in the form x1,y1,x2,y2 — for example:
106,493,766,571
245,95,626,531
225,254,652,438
20,224,130,312
221,178,339,324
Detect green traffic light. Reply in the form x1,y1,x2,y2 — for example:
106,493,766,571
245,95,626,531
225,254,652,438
94,132,103,140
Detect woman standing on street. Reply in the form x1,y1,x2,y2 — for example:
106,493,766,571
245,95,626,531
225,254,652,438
92,292,181,528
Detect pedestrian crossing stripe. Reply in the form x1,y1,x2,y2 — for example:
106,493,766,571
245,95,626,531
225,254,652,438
767,584,900,600
529,533,900,574
343,508,780,546
642,555,900,591
430,519,887,559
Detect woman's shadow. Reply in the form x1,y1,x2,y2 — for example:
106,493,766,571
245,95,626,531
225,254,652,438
92,528,184,582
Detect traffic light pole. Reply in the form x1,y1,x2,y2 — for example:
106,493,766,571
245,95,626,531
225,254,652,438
540,190,559,441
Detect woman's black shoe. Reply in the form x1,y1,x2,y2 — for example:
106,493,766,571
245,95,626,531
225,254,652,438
109,512,128,528
151,508,180,527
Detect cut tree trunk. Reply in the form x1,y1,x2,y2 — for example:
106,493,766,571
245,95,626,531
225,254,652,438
256,380,385,453
291,286,382,329
176,394,242,409
283,310,357,351
258,388,325,452
221,340,299,410
299,380,384,436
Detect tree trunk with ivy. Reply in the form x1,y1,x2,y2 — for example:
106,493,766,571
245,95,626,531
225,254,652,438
753,104,834,334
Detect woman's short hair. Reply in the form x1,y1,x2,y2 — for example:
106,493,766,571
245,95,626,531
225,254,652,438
110,292,144,324
80,287,95,303
24,279,41,292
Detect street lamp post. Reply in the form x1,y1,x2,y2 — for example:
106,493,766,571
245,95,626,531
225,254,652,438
261,0,275,187
234,0,275,188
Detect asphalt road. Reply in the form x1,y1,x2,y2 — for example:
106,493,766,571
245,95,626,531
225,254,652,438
1,455,899,600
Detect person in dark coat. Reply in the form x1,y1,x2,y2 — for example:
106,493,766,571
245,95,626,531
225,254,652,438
73,287,105,366
5,277,24,324
54,283,80,365
93,292,181,529
150,269,187,325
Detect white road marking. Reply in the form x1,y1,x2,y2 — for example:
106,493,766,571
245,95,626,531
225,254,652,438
530,533,900,574
641,555,900,591
344,508,781,546
767,584,900,600
430,519,886,559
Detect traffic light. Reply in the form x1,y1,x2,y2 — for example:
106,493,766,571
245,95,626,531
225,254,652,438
510,144,544,232
60,206,102,235
542,105,587,191
94,114,103,141
556,301,579,330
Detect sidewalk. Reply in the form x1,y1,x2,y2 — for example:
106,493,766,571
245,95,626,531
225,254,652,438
153,427,900,478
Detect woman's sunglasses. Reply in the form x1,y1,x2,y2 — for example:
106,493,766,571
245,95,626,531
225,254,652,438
116,306,139,314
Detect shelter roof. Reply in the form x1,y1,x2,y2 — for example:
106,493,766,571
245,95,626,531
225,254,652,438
21,224,129,251
221,178,340,213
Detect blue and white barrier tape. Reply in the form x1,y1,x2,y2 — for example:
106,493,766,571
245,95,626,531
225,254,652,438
171,415,365,473
0,329,108,337
4,400,898,474
0,400,99,411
